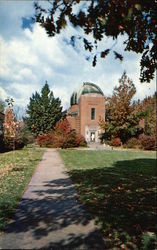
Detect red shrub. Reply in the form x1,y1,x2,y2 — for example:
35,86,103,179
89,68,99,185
75,134,87,147
36,132,54,147
111,137,121,147
36,119,86,148
139,134,156,150
125,137,140,148
55,118,71,133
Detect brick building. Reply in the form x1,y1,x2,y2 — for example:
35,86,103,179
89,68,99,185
67,82,105,143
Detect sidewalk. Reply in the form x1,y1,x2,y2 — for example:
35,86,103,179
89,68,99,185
0,149,105,249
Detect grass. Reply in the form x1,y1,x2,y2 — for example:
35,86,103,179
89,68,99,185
0,145,44,233
59,149,157,249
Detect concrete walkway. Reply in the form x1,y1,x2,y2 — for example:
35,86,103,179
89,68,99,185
0,149,105,249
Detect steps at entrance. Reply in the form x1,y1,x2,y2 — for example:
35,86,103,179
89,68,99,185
88,142,112,150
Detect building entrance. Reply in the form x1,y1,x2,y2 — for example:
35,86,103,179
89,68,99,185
90,132,95,142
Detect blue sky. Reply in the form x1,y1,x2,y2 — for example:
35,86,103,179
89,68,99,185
0,0,156,113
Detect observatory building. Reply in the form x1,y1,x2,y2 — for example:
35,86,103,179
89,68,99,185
67,82,105,142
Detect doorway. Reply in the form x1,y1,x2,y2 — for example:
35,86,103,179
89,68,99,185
90,132,95,142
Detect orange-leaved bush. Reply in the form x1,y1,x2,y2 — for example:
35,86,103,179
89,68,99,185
36,118,87,148
36,132,54,147
124,137,140,148
3,108,26,150
139,134,156,150
4,108,18,138
111,137,121,147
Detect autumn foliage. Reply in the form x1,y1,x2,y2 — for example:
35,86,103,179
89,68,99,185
3,107,32,150
124,137,140,149
139,134,156,151
111,137,121,147
4,108,18,138
37,118,87,148
133,93,156,137
3,108,22,149
99,73,156,150
100,72,143,144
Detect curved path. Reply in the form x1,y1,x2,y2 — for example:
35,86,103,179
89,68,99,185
0,149,105,249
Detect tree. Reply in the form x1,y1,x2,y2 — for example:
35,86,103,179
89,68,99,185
133,92,157,136
4,98,16,138
26,82,63,136
101,72,142,143
3,98,23,150
34,0,157,83
0,99,5,149
0,99,5,113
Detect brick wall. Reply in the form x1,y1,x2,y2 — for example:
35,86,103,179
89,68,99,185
67,115,80,134
79,94,105,137
67,93,105,140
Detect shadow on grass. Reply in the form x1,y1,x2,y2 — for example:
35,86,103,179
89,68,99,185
69,158,157,249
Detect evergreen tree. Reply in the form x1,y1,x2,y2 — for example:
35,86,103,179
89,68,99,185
26,82,63,136
102,72,142,143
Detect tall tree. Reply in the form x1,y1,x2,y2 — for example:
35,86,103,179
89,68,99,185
102,72,142,143
133,92,157,136
26,82,63,136
34,0,156,83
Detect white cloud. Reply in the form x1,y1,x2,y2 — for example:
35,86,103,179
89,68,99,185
52,86,69,110
134,81,156,100
0,35,38,82
5,82,40,107
13,68,37,82
24,24,67,66
0,85,8,100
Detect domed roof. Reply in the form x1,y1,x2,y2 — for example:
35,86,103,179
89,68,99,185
70,82,104,106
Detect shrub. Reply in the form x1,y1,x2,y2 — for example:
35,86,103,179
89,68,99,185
125,137,140,148
19,129,34,145
36,132,54,147
60,130,78,148
55,118,71,134
3,124,35,151
0,136,5,152
3,104,35,151
139,134,156,150
75,134,87,147
111,137,121,147
36,118,87,148
4,136,25,150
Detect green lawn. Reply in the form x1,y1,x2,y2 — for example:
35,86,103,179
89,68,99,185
59,149,157,249
0,145,44,233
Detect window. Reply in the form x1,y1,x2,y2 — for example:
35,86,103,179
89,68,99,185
91,108,95,120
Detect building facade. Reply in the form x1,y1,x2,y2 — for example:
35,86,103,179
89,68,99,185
67,82,105,143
